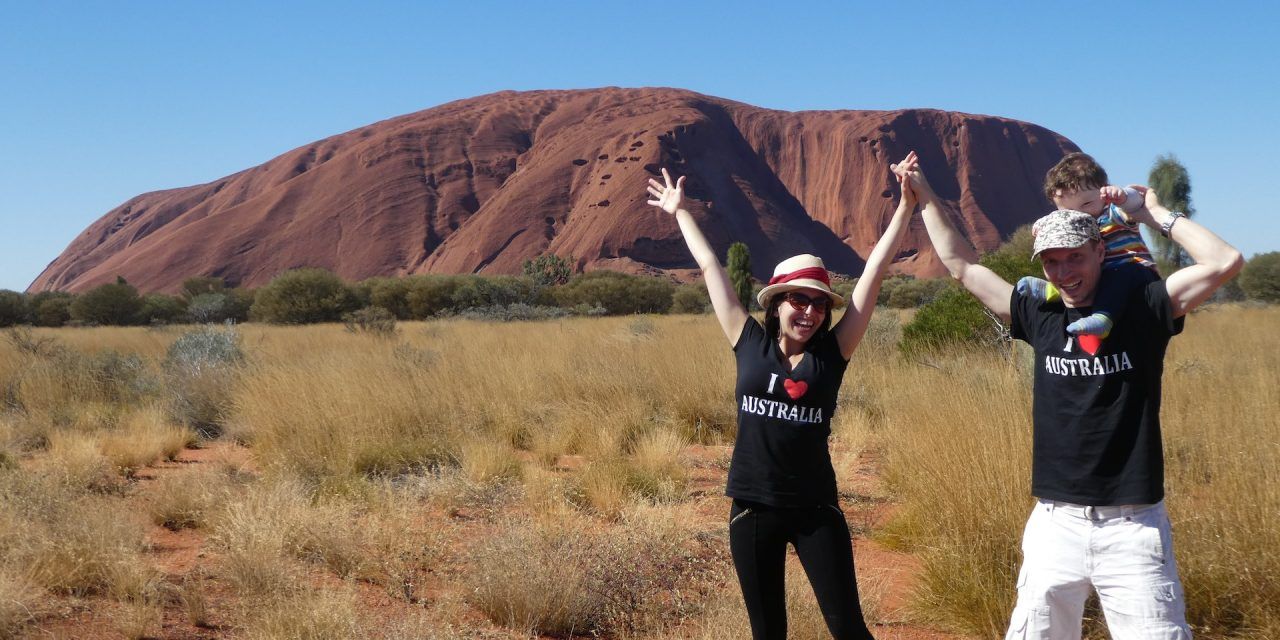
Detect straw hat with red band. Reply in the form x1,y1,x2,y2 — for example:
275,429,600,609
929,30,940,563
755,254,845,309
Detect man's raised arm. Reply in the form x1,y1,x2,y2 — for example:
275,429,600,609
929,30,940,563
898,159,1014,321
1128,186,1243,317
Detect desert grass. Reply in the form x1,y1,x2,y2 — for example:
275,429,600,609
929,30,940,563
241,584,368,640
0,569,37,639
146,466,240,530
465,501,721,637
0,470,155,600
0,307,1274,637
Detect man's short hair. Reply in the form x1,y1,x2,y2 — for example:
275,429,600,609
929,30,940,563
1044,152,1109,201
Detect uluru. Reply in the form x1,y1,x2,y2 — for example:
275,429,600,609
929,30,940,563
29,87,1078,293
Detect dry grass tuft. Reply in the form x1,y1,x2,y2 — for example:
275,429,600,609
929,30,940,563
147,466,239,530
0,569,38,640
466,504,720,636
242,585,368,640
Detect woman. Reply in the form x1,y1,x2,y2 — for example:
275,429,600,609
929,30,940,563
644,152,919,640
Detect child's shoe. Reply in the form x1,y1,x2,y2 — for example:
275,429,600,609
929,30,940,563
1016,276,1060,303
1066,312,1114,338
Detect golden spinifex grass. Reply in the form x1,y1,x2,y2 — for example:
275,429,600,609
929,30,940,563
872,304,1280,638
0,307,1275,638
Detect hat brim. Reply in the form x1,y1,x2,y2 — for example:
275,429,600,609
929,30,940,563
756,280,845,309
1031,236,1092,259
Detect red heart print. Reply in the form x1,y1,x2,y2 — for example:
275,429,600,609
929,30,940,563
1077,334,1101,356
783,378,808,400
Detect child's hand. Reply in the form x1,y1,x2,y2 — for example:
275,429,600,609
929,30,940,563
1100,185,1126,206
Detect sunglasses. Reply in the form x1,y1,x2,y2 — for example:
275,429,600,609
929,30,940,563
782,292,831,313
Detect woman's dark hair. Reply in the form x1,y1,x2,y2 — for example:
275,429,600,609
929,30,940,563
763,291,833,345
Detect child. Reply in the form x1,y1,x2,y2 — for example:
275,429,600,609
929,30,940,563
1018,152,1162,337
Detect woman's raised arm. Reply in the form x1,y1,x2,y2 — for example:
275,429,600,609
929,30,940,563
647,168,749,345
832,152,919,359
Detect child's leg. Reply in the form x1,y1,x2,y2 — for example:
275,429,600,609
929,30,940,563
1066,263,1161,336
1017,276,1060,303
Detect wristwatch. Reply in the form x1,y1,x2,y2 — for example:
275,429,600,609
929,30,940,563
1160,211,1186,238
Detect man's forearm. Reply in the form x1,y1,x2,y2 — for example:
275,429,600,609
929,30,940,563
920,200,981,278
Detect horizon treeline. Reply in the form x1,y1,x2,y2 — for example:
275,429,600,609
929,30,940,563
2,249,1273,330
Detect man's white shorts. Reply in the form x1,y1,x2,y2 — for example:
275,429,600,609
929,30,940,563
1005,499,1192,639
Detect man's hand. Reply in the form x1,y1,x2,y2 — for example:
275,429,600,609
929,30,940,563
893,151,938,204
646,168,686,215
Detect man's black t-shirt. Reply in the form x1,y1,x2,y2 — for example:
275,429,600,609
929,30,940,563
726,317,849,507
1009,280,1184,506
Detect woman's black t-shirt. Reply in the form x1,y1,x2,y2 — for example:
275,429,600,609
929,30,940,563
726,317,850,507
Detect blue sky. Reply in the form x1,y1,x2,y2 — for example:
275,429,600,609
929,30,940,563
2,1,1277,291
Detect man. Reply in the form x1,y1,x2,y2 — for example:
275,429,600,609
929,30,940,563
896,156,1242,639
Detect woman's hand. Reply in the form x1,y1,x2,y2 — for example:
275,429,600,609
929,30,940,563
892,152,919,209
647,168,686,215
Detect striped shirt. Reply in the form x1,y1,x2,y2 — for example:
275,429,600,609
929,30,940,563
1099,205,1157,270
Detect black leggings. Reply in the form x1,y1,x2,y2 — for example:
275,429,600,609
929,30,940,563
729,499,875,640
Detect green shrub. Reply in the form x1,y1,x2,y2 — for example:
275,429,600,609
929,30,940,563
180,277,225,301
29,292,73,327
523,254,574,287
1239,251,1280,303
249,268,360,324
362,277,413,319
886,277,949,308
451,275,539,309
900,226,1037,354
405,275,464,319
69,280,143,326
139,294,187,325
727,242,753,310
0,290,27,327
671,283,710,314
553,271,674,315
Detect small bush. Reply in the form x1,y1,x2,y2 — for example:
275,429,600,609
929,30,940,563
554,271,675,315
29,292,73,327
138,293,186,325
0,291,27,327
885,277,949,308
163,324,244,436
671,283,711,314
342,306,398,338
362,277,413,319
69,280,143,326
180,276,225,300
1239,251,1280,303
900,226,1037,353
250,268,360,324
523,253,574,287
185,293,231,323
405,275,464,318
